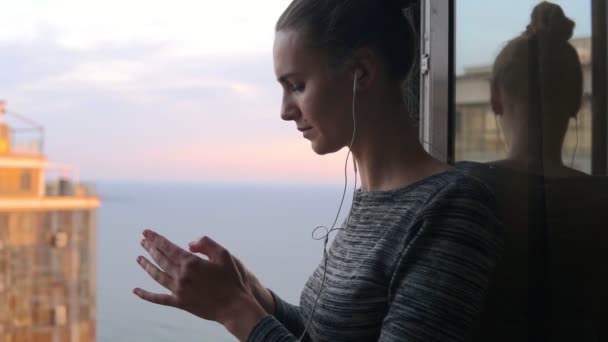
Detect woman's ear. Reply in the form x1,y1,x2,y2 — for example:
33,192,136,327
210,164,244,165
349,48,377,90
490,81,503,116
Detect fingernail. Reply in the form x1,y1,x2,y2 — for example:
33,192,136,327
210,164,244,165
136,256,142,263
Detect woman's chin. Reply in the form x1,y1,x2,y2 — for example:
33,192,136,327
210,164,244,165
310,140,342,155
310,142,326,155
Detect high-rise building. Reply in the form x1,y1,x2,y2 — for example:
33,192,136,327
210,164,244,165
0,101,100,342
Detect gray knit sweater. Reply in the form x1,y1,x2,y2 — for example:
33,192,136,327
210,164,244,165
247,169,503,342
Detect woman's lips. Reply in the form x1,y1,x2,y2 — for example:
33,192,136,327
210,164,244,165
299,127,313,138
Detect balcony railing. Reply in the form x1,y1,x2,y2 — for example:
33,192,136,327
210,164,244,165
0,108,45,157
45,164,97,197
45,181,97,197
7,128,44,156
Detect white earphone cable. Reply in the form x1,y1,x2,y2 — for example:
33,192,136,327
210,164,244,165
297,71,360,341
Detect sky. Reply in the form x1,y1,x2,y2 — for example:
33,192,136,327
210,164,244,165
0,0,592,185
456,0,591,73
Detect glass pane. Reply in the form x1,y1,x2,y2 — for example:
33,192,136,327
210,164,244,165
455,0,592,174
454,2,607,341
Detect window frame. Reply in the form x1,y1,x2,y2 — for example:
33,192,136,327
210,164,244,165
592,0,608,175
419,0,455,164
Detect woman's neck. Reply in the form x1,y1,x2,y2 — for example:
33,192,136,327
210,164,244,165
351,116,449,192
506,127,567,171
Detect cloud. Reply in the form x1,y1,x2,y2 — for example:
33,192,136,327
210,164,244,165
0,1,353,185
0,0,289,55
0,27,310,184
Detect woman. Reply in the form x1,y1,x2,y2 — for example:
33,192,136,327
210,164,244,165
134,1,502,341
489,1,586,178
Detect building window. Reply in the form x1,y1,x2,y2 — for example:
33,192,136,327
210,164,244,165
20,170,32,192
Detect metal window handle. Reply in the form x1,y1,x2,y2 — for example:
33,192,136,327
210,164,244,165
421,54,430,75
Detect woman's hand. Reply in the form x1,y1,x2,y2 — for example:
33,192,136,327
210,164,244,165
134,229,267,341
189,237,276,315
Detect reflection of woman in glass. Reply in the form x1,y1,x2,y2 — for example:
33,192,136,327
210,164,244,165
461,2,595,341
490,1,586,178
132,1,503,341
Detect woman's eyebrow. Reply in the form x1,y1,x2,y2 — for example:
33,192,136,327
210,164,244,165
277,72,300,83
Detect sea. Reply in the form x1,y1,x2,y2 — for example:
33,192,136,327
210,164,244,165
96,182,352,342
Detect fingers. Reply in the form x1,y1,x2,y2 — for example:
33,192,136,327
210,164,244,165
187,238,243,294
188,236,208,254
188,236,229,262
144,229,190,261
133,288,180,308
188,239,204,252
136,255,176,293
141,239,179,277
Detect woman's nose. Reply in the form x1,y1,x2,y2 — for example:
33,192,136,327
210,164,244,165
280,96,300,121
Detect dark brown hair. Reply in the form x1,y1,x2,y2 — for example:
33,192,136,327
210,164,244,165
276,0,416,83
492,1,583,119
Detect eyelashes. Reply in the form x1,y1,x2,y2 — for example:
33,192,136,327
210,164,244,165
291,83,305,92
278,79,305,94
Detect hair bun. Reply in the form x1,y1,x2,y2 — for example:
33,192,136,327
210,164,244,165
528,1,575,41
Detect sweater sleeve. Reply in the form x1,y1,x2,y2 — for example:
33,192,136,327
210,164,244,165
247,290,311,342
378,184,503,341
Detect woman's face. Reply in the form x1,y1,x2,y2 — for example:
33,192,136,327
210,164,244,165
273,30,355,155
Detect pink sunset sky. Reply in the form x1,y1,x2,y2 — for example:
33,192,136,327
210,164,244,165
0,0,590,185
0,0,354,185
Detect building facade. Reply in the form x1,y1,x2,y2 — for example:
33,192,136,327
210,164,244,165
0,102,100,342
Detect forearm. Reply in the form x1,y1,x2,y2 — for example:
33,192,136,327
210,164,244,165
247,315,307,342
222,295,269,342
267,290,308,337
223,295,308,342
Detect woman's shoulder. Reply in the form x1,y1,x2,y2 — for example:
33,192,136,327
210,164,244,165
432,168,496,209
409,169,503,244
385,168,503,266
390,167,497,209
385,168,500,237
353,167,499,229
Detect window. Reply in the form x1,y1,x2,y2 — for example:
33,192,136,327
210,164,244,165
20,171,32,192
431,1,608,340
452,0,598,174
